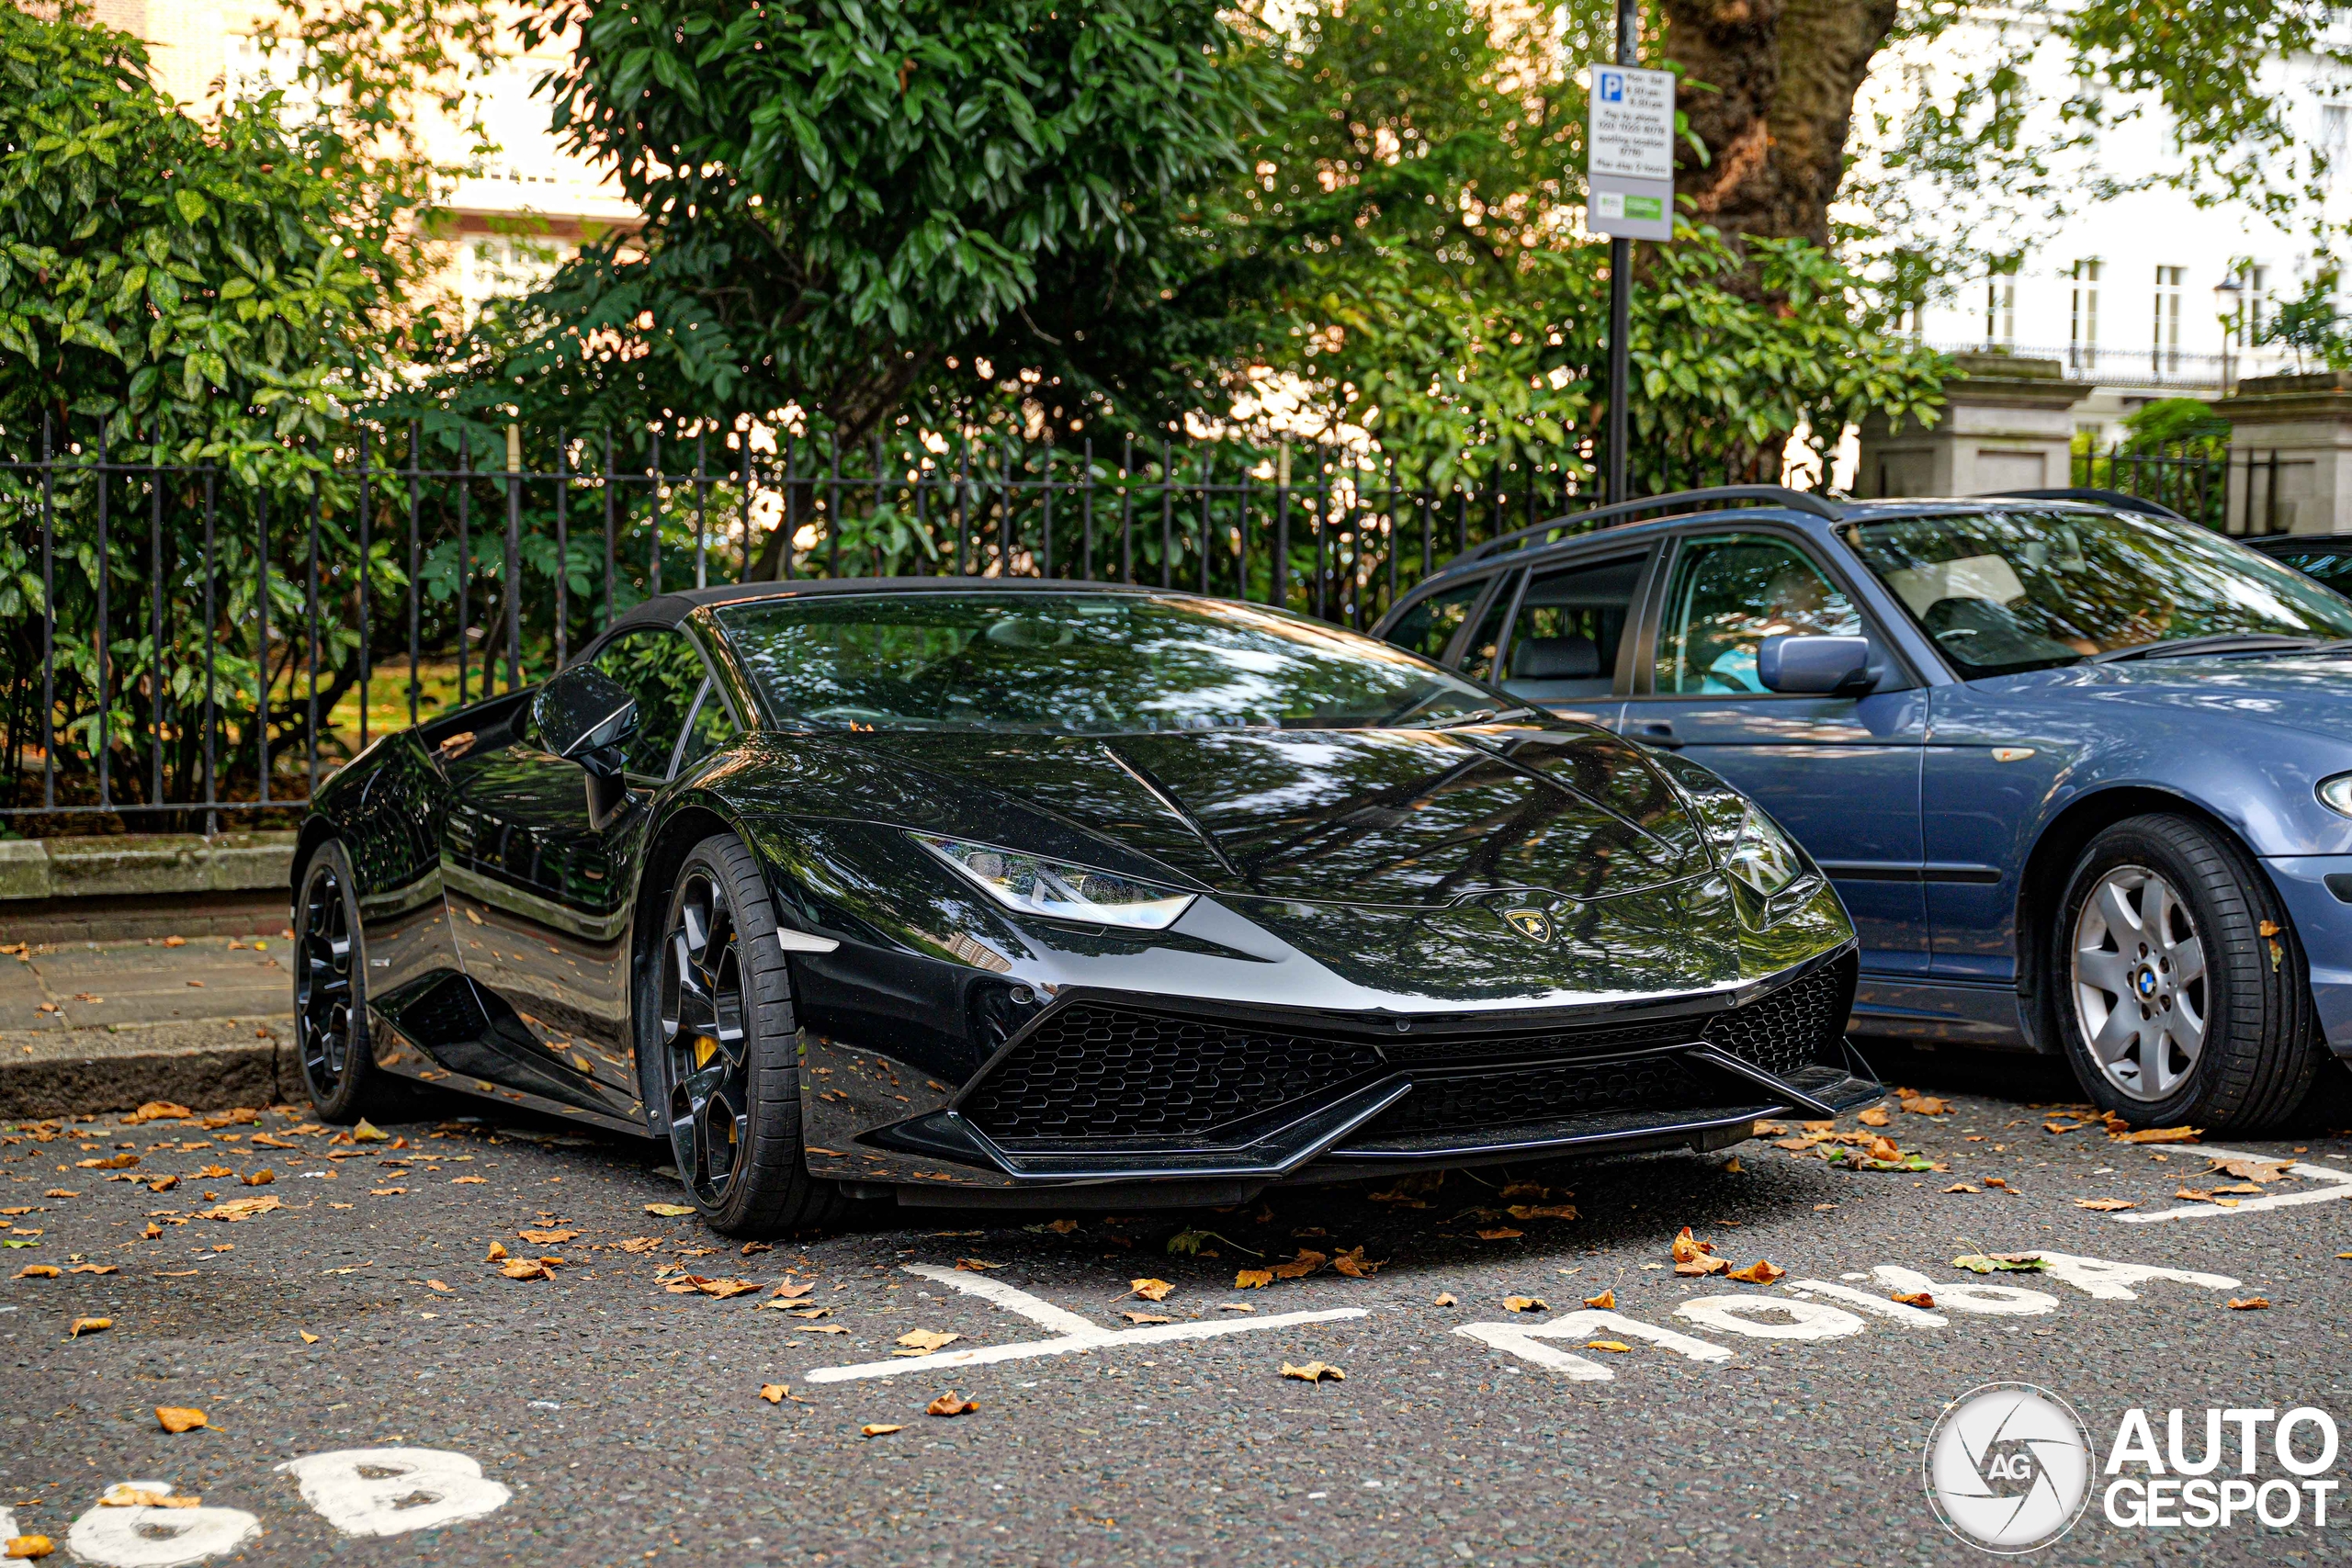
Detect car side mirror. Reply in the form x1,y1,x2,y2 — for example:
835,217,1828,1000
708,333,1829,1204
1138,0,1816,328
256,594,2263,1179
1758,635,1876,696
534,667,639,828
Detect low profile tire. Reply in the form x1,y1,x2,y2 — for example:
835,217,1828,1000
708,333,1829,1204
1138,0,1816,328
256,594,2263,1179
650,832,847,1236
2054,813,2321,1134
294,840,391,1122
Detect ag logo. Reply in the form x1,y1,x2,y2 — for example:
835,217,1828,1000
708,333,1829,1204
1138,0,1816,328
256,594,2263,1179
1924,1382,2092,1553
1500,908,1552,943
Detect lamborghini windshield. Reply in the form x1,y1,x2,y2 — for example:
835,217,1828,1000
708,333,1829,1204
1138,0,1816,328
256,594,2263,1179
1846,506,2352,677
718,592,1505,733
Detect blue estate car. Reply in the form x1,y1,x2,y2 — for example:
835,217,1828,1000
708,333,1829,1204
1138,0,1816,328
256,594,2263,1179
1373,484,2352,1133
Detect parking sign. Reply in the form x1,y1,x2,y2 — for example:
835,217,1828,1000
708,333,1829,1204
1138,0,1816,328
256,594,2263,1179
1588,63,1674,241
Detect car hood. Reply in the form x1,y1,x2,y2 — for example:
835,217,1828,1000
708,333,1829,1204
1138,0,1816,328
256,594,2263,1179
730,725,1713,907
1991,653,2352,746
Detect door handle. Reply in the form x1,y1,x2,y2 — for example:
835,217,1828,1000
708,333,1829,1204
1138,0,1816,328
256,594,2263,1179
1636,720,1682,749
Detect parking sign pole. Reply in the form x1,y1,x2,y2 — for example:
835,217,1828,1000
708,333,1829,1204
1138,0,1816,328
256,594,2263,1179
1605,0,1635,506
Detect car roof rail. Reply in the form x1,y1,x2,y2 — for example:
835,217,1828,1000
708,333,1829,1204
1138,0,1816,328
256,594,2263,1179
1973,486,2190,523
1455,484,1847,565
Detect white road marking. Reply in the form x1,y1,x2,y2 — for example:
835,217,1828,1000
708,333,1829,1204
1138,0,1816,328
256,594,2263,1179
276,1449,511,1538
2031,1250,2239,1299
1871,1265,2058,1315
0,1506,15,1541
800,1265,1369,1384
65,1483,260,1568
2109,1145,2352,1224
1782,1279,1949,1326
1453,1308,1734,1381
1674,1295,1867,1340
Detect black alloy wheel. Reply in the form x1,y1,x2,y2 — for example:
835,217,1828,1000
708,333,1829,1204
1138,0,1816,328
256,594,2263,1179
295,840,381,1121
651,833,849,1234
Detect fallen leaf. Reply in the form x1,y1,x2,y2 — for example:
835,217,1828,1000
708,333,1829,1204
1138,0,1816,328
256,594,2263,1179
1475,1227,1524,1241
2208,1156,2295,1184
451,1176,486,1185
13,1265,59,1279
893,1328,959,1355
240,1169,275,1187
1506,1203,1578,1221
759,1384,787,1404
770,1280,815,1300
1119,1310,1173,1325
369,1189,406,1198
198,1195,277,1222
1896,1089,1951,1115
1943,1183,1980,1193
1952,1252,2046,1273
1721,1156,1745,1173
1582,1290,1615,1310
1044,1218,1079,1234
426,1280,454,1293
1270,1249,1326,1280
953,1258,1001,1272
2075,1198,2137,1212
1502,1296,1547,1313
67,1316,110,1337
2227,1297,2271,1311
100,1485,196,1508
1432,1292,1456,1307
249,1134,296,1150
1984,1178,2012,1190
300,1331,319,1344
1674,1257,1729,1277
351,1119,389,1143
4,1535,53,1559
64,1264,115,1276
926,1393,979,1417
1671,1226,1715,1264
2111,1124,2202,1145
1330,1246,1384,1278
860,1424,905,1438
163,935,187,947
1129,1278,1174,1302
1858,1106,1892,1127
1726,1259,1786,1285
1582,1340,1633,1353
155,1406,209,1433
500,1259,552,1280
684,1278,759,1299
518,1228,578,1245
194,1165,234,1179
1279,1361,1345,1382
75,1154,137,1170
1890,1291,1936,1309
124,1100,192,1124
644,1202,695,1217
802,1324,849,1334
1235,1269,1272,1290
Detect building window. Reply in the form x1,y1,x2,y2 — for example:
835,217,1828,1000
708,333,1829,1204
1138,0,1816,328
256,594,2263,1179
2153,265,2183,373
2070,259,2101,372
1984,260,2017,348
2326,105,2349,180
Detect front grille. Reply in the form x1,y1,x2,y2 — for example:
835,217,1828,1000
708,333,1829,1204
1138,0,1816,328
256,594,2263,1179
1364,1054,1717,1136
1382,1016,1698,1065
1704,960,1849,1077
958,1005,1384,1145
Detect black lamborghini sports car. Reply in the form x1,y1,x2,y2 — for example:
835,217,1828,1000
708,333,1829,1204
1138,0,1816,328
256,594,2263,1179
296,581,1880,1233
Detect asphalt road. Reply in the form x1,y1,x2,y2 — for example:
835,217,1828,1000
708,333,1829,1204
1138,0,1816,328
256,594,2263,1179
6,1042,2351,1567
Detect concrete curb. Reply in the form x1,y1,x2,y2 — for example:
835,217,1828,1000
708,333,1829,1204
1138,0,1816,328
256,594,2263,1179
0,1017,303,1118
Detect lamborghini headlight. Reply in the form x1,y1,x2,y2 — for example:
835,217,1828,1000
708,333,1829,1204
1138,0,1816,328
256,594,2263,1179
1724,805,1803,897
910,834,1197,931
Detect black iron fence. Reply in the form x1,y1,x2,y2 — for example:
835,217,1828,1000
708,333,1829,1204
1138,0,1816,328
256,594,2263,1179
1,418,1610,832
2070,443,2296,536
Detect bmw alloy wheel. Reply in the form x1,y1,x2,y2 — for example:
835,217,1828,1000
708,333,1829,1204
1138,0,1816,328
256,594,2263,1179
662,869,751,1206
296,858,358,1097
2070,863,2206,1101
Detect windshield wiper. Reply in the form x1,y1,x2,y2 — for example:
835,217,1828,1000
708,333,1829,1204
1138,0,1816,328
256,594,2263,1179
2086,634,2323,664
1428,705,1538,728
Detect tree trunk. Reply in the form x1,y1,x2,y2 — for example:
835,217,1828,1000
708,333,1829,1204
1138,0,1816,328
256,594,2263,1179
1660,0,1900,250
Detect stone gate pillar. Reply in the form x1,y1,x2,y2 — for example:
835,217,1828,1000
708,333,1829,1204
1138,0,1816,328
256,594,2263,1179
2214,372,2352,536
1851,354,2092,499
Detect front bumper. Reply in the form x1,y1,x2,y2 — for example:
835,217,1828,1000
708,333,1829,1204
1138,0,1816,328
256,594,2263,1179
2262,855,2352,1057
839,946,1874,1202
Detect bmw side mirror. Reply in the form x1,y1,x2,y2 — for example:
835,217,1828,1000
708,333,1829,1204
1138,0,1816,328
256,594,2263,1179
1758,635,1876,696
533,667,639,828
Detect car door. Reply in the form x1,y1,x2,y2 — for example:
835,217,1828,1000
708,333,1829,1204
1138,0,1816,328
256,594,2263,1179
1485,548,1653,729
1615,528,1931,976
438,624,712,1111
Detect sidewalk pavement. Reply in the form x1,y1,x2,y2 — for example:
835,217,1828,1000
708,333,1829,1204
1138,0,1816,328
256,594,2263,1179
0,934,299,1116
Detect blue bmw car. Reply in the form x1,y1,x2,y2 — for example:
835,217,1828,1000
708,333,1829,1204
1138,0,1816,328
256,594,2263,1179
1373,485,2352,1133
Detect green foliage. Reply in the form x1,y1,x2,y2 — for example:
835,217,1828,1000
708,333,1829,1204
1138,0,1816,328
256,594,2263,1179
2119,398,2228,450
2254,269,2352,374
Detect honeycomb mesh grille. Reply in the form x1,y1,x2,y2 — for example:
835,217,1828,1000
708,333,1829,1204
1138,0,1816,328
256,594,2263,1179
959,1005,1385,1145
1384,1017,1698,1065
1366,1055,1716,1136
1703,961,1848,1077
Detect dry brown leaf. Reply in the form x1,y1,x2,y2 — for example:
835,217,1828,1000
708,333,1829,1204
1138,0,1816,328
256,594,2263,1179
65,1264,116,1276
67,1316,110,1337
1329,1246,1384,1278
1129,1278,1174,1301
1043,1218,1079,1234
689,1278,759,1299
193,1165,233,1179
758,1384,787,1404
486,1241,510,1261
2210,1182,2263,1196
451,1176,486,1185
2208,1155,2295,1183
644,1201,696,1217
249,1134,296,1149
1506,1203,1578,1221
1234,1269,1272,1290
518,1228,578,1245
1582,1340,1633,1353
2075,1198,2137,1212
4,1534,54,1559
300,1331,319,1345
1502,1296,1547,1313
1943,1183,1979,1193
198,1195,277,1222
1119,1310,1173,1324
1896,1089,1951,1115
1726,1259,1786,1285
2112,1124,2202,1145
861,1424,905,1437
1432,1292,1456,1306
2227,1297,2271,1311
770,1280,815,1300
1279,1360,1345,1382
99,1485,198,1508
1671,1226,1714,1263
352,1119,389,1143
154,1406,208,1433
500,1259,553,1281
1475,1227,1524,1241
75,1154,138,1170
426,1280,455,1293
1857,1106,1892,1127
893,1328,959,1355
926,1393,979,1417
616,1236,662,1254
1721,1156,1744,1173
1984,1178,2012,1190
124,1100,192,1123
802,1324,849,1335
1674,1257,1729,1277
1269,1249,1326,1280
241,1169,275,1187
1582,1290,1615,1310
13,1265,59,1279
1890,1290,1937,1309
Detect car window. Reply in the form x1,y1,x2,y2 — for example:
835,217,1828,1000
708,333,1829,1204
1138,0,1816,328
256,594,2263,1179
1383,577,1488,663
1657,535,1862,695
589,626,708,777
1500,554,1644,701
672,682,741,775
1457,573,1520,682
2262,549,2352,592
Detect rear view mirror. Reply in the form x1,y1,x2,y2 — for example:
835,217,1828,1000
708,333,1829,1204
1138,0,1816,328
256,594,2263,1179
533,667,639,828
1758,635,1875,696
